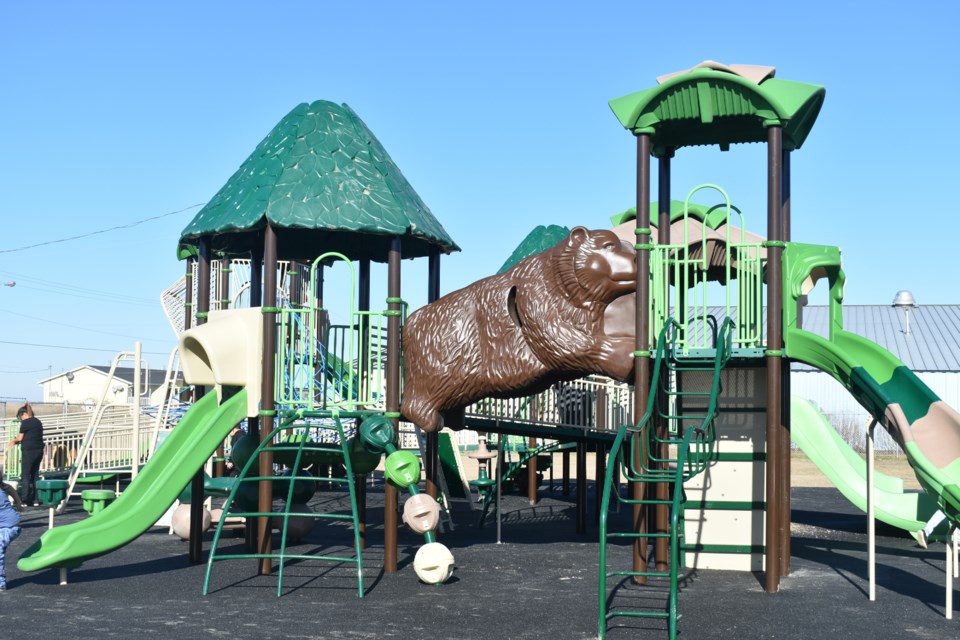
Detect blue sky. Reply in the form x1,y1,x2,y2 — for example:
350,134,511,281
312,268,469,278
1,2,958,401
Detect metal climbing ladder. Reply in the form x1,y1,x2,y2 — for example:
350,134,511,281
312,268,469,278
598,317,733,639
203,408,368,597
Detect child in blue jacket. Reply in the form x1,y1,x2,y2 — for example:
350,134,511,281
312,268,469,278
0,464,25,590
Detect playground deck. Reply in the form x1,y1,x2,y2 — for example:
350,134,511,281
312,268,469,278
1,484,956,639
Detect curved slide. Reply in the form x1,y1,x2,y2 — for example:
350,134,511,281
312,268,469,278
790,395,939,534
783,242,960,530
19,389,248,571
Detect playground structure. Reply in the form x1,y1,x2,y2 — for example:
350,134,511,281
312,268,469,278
11,62,960,638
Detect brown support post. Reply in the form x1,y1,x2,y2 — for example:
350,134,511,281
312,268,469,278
764,126,784,592
384,237,402,573
632,133,652,583
357,258,371,549
184,255,197,541
779,149,792,577
212,254,231,479
189,237,212,564
425,247,441,502
594,387,607,524
527,435,538,505
257,224,278,575
594,442,606,524
184,259,194,333
562,448,571,496
527,394,540,506
654,150,672,571
576,439,587,534
287,260,301,309
243,243,263,552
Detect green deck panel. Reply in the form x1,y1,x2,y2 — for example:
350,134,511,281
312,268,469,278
609,67,825,155
178,100,459,262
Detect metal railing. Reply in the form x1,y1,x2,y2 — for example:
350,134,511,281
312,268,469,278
464,376,634,436
1,404,157,479
650,185,765,353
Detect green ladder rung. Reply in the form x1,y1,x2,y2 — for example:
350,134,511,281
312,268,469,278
667,364,715,372
618,475,683,484
277,512,354,521
606,611,672,620
210,552,358,563
610,497,675,507
605,569,672,579
226,511,353,521
606,531,672,539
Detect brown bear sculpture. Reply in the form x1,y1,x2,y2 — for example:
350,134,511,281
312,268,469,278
401,226,636,432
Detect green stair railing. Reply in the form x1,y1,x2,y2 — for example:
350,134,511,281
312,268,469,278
598,316,733,639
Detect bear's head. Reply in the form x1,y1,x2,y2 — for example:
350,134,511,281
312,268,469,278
555,227,636,308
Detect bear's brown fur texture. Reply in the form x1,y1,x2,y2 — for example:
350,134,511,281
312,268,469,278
401,227,636,432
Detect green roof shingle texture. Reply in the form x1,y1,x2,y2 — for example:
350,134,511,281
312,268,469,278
179,100,459,261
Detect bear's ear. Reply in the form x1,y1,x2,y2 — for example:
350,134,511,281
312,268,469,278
568,226,588,247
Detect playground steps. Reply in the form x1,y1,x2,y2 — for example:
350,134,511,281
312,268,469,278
598,318,733,640
203,410,366,598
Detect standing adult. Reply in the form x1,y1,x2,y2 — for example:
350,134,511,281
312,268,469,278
8,403,43,507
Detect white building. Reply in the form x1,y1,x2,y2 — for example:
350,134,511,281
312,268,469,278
38,366,182,408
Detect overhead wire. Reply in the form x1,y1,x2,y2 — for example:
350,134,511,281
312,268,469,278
0,339,171,356
0,203,205,254
0,308,171,342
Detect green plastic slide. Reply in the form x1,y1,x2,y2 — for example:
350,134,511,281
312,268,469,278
18,389,248,572
783,242,960,529
790,395,938,533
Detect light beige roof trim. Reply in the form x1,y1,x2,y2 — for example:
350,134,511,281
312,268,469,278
656,60,777,86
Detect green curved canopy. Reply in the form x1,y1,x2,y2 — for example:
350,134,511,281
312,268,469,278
610,200,729,228
609,62,825,155
178,100,459,261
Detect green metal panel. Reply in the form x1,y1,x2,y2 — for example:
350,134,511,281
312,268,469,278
178,100,459,262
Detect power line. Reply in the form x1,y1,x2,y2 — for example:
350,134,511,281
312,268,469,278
0,203,205,254
4,282,158,308
0,339,170,356
0,309,170,342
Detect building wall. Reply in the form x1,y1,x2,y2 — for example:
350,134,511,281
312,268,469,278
42,369,131,407
42,368,178,408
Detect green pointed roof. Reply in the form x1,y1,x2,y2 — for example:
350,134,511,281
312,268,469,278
178,100,459,261
609,62,825,155
497,224,571,273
